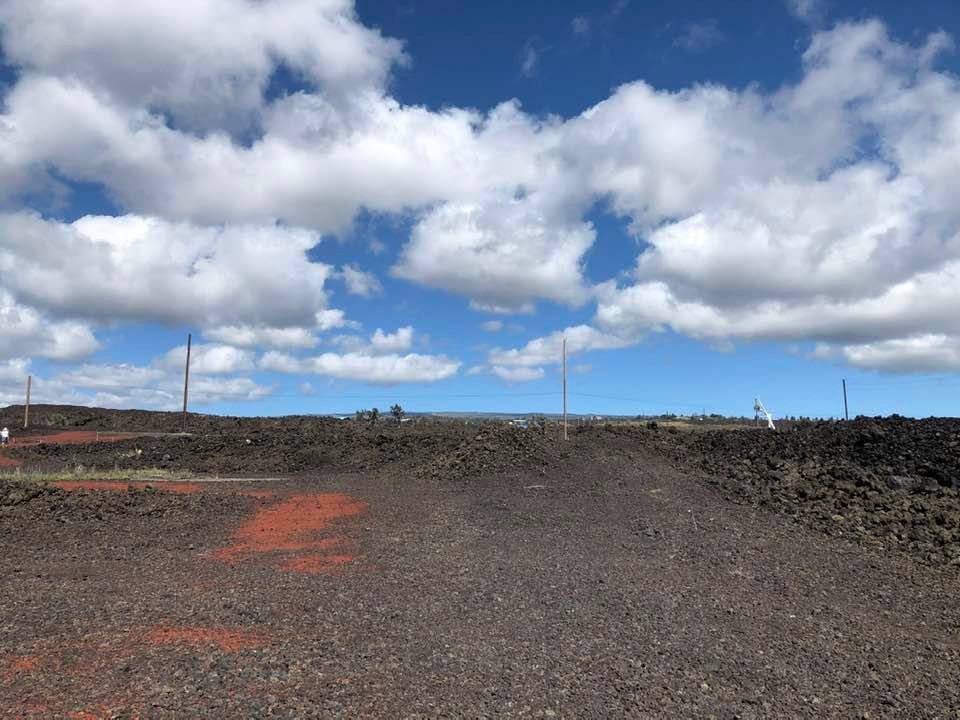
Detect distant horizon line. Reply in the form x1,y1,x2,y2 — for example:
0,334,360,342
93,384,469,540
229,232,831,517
3,402,950,421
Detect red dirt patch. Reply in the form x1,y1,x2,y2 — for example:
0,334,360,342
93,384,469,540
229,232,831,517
53,481,201,494
12,431,139,447
15,704,51,718
213,493,366,573
145,626,265,653
10,627,264,674
2,655,41,683
63,698,142,720
5,625,265,716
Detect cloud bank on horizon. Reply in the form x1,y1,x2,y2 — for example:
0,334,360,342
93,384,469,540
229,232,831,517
1,0,959,411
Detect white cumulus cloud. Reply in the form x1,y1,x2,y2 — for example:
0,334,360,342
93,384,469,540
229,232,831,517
492,366,545,382
370,326,414,353
339,264,383,297
262,350,459,384
841,335,960,373
0,291,99,361
0,6,959,378
0,0,405,133
394,195,594,313
490,325,632,368
0,213,332,329
204,325,320,350
161,343,256,375
0,359,30,384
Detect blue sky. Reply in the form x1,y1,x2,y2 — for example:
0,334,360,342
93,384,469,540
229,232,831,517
1,0,960,418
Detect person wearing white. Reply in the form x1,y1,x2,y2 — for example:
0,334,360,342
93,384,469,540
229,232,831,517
0,427,9,447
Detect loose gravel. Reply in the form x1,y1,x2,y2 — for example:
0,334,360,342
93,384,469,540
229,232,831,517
1,409,959,717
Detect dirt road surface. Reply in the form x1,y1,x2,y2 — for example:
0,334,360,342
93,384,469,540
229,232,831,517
2,415,959,718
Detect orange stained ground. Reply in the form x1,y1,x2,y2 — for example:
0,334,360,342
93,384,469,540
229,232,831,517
145,626,265,653
5,624,268,717
213,493,367,573
53,481,202,494
2,655,41,683
9,431,138,447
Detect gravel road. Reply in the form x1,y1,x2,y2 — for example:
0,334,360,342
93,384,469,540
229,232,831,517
2,434,959,718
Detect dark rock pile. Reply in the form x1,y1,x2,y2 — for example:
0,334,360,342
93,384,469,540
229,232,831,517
0,480,249,525
660,417,960,564
12,422,469,476
421,425,552,481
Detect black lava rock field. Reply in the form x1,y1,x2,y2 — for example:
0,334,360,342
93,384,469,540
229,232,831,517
2,407,959,717
642,416,960,565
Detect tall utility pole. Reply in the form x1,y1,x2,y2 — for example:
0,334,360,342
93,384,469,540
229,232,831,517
23,375,31,429
182,333,192,433
562,336,568,441
842,378,849,421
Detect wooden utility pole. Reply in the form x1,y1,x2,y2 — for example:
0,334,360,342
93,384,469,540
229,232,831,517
182,334,192,433
23,375,31,429
842,378,849,421
562,336,568,441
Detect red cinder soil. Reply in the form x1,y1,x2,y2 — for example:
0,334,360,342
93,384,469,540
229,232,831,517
213,493,366,573
2,655,41,683
145,626,265,653
66,712,107,720
12,431,138,447
15,704,51,718
2,625,265,716
53,480,201,494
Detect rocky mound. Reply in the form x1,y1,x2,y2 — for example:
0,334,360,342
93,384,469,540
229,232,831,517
421,424,552,481
1,404,213,434
0,480,250,525
11,423,469,476
655,417,960,565
0,404,366,435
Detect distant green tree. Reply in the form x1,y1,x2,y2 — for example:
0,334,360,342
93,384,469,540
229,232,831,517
355,409,367,421
368,407,380,425
390,404,405,424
